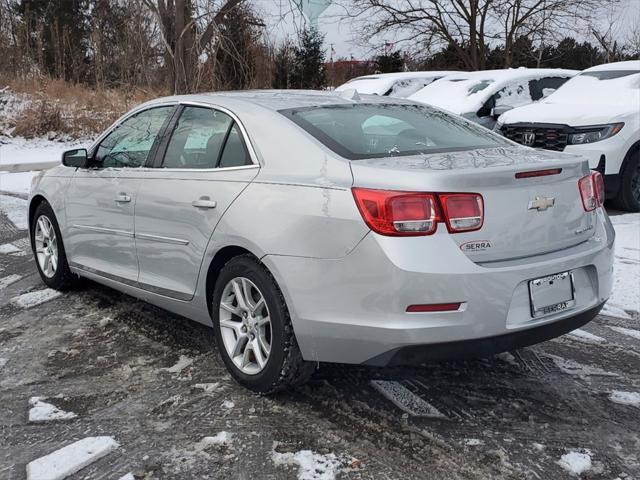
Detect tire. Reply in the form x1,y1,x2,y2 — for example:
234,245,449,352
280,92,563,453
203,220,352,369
614,147,640,212
211,254,316,394
30,201,76,290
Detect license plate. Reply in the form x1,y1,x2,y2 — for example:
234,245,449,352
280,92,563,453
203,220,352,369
528,271,575,318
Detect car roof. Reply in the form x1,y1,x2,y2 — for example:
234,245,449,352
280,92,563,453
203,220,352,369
584,60,640,72
141,89,414,112
436,68,578,82
346,71,461,82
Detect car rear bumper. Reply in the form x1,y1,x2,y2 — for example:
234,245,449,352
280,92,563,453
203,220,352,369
365,301,604,366
262,209,614,365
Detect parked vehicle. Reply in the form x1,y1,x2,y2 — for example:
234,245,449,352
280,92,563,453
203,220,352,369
335,71,458,98
497,61,640,211
408,68,577,129
29,91,614,393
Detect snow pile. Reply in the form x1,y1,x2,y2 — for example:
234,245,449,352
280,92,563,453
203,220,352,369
607,325,640,340
11,289,62,309
0,195,28,229
557,450,592,476
26,436,119,480
117,474,135,480
548,355,617,377
162,355,193,374
221,400,235,409
200,432,233,447
603,213,640,318
193,382,223,394
608,391,640,407
566,329,606,344
272,448,345,480
0,274,21,289
28,397,77,422
0,358,7,368
0,243,22,255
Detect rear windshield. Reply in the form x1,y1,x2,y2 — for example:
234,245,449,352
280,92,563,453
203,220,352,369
581,70,640,80
280,103,510,160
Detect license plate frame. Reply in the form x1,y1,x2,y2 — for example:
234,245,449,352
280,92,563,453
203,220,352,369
528,271,576,318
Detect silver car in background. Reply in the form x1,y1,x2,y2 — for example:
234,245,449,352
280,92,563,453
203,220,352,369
29,91,614,393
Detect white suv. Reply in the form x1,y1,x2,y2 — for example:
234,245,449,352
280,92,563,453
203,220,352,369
497,61,640,211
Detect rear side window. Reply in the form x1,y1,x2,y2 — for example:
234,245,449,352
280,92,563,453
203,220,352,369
218,124,252,168
280,103,510,160
163,107,233,169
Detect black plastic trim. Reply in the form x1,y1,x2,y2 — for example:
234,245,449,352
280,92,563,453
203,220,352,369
364,302,604,366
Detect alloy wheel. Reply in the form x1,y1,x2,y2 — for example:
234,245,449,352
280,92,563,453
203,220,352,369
34,215,58,278
218,277,272,375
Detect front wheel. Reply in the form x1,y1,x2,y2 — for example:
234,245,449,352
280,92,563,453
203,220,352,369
30,202,76,290
211,255,315,394
614,148,640,212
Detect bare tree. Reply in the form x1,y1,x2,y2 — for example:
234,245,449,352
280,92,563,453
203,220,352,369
141,0,246,93
344,0,618,70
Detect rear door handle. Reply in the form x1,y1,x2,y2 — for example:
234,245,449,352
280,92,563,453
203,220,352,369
115,194,131,203
191,197,217,209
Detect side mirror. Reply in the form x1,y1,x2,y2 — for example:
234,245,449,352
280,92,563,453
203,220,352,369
490,105,513,119
62,148,88,168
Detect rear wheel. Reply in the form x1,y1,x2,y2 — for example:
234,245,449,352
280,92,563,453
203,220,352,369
614,147,640,212
211,255,315,393
30,202,75,290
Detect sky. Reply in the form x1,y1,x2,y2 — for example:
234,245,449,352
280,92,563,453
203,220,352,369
260,0,639,61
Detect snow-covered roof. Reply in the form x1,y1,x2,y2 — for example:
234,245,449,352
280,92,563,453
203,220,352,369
408,68,578,114
584,60,640,72
535,65,639,108
335,71,460,96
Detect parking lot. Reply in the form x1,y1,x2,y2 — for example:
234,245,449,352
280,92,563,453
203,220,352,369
1,192,639,479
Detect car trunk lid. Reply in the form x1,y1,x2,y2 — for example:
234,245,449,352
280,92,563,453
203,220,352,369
349,146,596,262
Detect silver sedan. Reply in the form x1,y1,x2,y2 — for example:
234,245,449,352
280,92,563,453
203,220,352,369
29,91,615,393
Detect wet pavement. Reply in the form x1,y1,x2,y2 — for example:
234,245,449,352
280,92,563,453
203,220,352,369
1,199,639,480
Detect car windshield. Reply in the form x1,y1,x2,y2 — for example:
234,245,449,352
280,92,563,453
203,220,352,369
280,103,510,160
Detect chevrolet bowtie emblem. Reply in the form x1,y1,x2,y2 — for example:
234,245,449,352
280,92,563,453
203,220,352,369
528,196,555,211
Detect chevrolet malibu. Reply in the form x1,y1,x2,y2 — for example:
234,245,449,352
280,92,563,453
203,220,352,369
28,91,614,393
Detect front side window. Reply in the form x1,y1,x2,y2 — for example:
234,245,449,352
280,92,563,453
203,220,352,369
280,103,510,160
163,106,233,169
94,106,173,168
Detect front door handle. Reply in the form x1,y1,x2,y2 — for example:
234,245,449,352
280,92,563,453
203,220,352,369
191,197,217,209
115,193,131,203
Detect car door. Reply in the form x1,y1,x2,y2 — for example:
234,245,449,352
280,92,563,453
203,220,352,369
64,105,175,283
134,104,259,300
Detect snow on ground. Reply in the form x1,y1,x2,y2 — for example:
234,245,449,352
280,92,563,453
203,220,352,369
0,171,34,195
0,242,22,254
162,355,193,374
0,358,7,368
200,432,234,447
28,397,77,422
0,274,22,289
272,446,346,480
117,474,135,480
11,289,62,309
607,325,640,340
0,194,28,229
557,450,592,476
26,436,119,480
604,213,640,318
566,329,606,344
0,137,86,167
548,355,617,378
608,391,640,408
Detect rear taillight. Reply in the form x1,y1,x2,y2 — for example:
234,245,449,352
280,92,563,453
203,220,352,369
593,171,605,206
439,193,484,233
578,172,604,212
352,188,483,236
